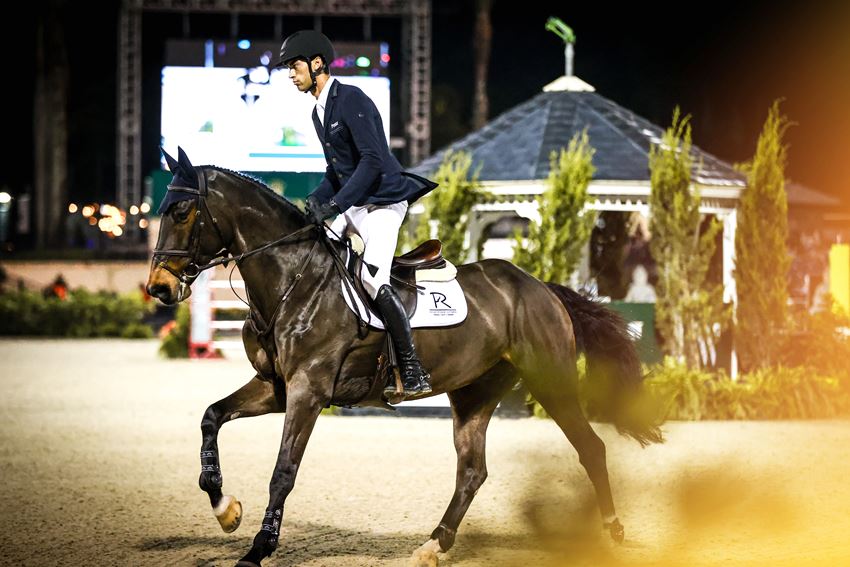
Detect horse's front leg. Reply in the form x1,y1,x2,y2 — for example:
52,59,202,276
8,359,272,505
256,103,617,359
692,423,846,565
200,375,285,532
236,376,327,567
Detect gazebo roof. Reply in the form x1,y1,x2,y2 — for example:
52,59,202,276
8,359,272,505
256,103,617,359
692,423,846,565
786,181,841,207
412,76,745,187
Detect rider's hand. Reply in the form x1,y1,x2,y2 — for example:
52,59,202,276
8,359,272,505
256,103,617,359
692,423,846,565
305,196,340,224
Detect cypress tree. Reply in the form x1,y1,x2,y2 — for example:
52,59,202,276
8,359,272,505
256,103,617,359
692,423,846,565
649,109,727,367
513,129,597,284
408,150,489,263
734,101,792,369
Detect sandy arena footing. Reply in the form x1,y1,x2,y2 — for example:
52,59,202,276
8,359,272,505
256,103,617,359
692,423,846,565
2,338,849,566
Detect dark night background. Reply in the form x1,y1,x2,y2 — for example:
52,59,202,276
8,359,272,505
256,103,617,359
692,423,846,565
2,0,849,206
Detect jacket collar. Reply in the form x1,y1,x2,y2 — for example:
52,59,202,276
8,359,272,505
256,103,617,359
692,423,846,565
322,78,340,136
316,77,335,119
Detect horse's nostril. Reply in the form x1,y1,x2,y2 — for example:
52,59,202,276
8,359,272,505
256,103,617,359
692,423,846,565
148,284,171,302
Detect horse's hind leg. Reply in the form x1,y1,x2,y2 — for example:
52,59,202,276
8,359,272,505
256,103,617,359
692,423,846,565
200,375,285,532
522,370,623,542
412,361,517,566
508,289,625,542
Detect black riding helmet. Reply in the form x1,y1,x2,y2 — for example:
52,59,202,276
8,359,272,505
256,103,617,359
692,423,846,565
276,30,335,93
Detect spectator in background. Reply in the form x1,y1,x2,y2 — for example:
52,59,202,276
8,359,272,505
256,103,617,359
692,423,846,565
790,230,830,309
811,267,832,314
624,264,657,303
44,274,68,300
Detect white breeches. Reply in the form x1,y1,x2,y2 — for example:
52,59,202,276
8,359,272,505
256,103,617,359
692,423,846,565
329,201,408,299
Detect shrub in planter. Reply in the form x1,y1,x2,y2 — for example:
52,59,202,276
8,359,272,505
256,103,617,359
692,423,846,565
645,358,850,420
644,358,719,420
780,300,850,380
509,351,849,422
737,366,849,419
159,303,190,358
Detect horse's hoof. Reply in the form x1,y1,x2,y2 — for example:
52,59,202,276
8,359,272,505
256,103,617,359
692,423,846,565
411,539,442,567
214,494,243,533
604,518,625,543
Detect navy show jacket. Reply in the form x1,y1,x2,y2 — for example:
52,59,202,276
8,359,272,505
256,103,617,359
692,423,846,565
310,79,436,211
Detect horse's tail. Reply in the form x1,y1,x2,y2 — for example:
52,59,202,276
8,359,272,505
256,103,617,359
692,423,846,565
546,283,663,447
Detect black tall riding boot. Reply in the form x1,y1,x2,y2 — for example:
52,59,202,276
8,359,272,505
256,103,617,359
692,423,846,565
375,284,432,398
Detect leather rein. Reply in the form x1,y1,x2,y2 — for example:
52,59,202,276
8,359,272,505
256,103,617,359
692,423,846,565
152,167,371,339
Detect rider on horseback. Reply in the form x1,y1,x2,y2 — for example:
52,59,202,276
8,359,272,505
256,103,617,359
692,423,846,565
277,30,435,399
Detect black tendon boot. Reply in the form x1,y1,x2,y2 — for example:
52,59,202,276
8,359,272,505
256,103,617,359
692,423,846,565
375,285,432,398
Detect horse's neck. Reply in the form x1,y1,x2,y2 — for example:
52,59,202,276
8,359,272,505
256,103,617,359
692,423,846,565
215,174,330,322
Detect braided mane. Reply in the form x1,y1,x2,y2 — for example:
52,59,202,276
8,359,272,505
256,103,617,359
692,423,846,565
204,165,307,222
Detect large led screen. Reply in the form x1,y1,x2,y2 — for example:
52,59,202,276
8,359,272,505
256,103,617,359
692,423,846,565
161,66,390,172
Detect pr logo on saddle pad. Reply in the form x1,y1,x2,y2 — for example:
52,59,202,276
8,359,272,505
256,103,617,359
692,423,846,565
429,292,456,316
339,249,468,330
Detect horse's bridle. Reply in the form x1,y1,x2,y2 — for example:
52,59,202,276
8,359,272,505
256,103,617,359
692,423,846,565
152,168,229,284
153,167,318,285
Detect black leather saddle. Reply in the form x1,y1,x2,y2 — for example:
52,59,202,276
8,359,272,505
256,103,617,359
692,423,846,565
347,239,446,319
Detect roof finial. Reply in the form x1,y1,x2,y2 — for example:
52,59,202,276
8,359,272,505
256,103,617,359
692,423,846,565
545,16,575,77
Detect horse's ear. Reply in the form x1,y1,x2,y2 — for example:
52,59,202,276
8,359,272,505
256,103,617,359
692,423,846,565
161,147,179,172
177,146,194,172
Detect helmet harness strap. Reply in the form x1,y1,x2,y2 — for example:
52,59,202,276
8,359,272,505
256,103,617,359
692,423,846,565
305,55,325,95
307,61,318,95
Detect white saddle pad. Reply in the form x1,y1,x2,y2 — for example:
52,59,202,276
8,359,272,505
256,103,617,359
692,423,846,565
340,258,468,330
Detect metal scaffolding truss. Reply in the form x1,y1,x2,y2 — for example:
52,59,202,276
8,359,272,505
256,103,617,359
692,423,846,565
117,0,431,229
118,6,142,234
127,0,414,15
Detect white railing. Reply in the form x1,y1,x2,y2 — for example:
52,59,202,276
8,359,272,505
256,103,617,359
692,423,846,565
189,270,248,357
209,279,250,355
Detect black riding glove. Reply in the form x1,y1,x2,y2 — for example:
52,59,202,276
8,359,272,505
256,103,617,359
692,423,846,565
305,196,340,224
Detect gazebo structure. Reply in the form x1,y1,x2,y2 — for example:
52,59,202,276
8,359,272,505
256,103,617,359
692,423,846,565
411,74,745,303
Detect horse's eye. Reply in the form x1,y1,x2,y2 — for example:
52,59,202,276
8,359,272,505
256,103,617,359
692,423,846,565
173,205,192,223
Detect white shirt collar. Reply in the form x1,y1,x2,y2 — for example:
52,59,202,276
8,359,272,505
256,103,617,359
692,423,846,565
316,76,336,126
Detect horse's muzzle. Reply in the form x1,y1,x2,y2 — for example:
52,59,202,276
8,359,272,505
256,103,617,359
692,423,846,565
147,282,176,304
146,264,193,304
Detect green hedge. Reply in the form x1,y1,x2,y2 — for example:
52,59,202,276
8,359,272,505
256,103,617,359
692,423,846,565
645,358,850,420
0,289,153,338
529,355,850,422
643,304,850,420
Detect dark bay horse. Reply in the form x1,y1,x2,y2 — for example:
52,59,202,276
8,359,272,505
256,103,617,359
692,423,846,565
146,148,662,567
